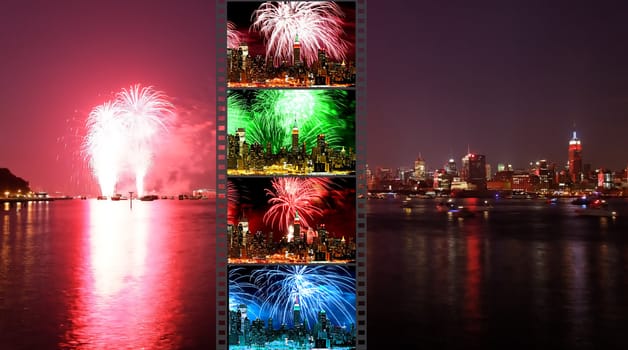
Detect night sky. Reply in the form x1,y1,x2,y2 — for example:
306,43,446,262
2,1,628,194
0,0,215,194
368,1,628,172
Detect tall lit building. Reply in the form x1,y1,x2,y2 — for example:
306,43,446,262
237,128,246,156
445,158,458,176
414,156,426,181
568,131,583,183
293,210,301,243
293,35,301,66
461,153,487,190
291,119,299,155
293,297,301,326
238,42,249,82
239,304,248,333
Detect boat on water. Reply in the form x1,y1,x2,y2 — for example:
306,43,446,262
97,196,107,200
510,193,533,199
574,199,617,217
140,195,159,201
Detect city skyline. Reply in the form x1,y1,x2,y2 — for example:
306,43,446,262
370,128,628,175
2,1,628,192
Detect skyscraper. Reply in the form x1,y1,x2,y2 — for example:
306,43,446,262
461,153,487,190
293,210,301,242
293,35,301,66
293,296,301,326
446,158,458,176
292,119,299,155
414,156,426,181
568,131,583,183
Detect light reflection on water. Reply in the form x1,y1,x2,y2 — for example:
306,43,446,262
0,199,214,349
367,197,628,349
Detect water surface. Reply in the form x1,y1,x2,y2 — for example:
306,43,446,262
0,199,215,349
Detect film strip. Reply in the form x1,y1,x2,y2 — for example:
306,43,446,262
218,1,366,349
216,0,228,348
355,1,367,348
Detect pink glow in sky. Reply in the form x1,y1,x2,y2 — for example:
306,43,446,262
0,1,215,195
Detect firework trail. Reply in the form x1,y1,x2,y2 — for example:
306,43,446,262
227,91,253,136
263,177,333,234
227,21,241,49
84,85,175,197
227,180,239,225
229,267,261,318
83,101,124,197
117,85,175,196
251,265,356,328
229,89,351,153
251,1,349,67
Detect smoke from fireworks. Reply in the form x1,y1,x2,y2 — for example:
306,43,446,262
263,177,333,234
84,84,175,197
251,1,349,67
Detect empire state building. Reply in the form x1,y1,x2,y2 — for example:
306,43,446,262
568,131,583,183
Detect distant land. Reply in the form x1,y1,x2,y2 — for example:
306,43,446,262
0,168,31,193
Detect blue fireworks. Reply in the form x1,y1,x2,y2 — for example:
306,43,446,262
228,265,356,329
228,267,262,320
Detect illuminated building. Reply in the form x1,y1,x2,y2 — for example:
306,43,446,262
293,211,301,244
537,159,551,189
293,35,301,66
238,304,249,345
568,131,583,183
236,128,246,156
446,158,458,176
433,169,450,190
229,309,242,345
227,129,355,175
461,153,487,190
291,119,299,155
293,297,301,325
597,169,613,190
414,155,426,181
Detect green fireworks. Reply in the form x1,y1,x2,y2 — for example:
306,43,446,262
228,89,355,153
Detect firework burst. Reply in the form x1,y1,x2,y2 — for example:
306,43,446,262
229,89,352,153
83,101,125,197
263,177,333,233
229,267,261,318
84,84,175,197
250,265,356,328
227,21,241,49
227,180,240,225
251,1,349,67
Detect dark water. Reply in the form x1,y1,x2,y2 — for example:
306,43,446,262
367,197,628,349
4,197,628,349
0,199,215,349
